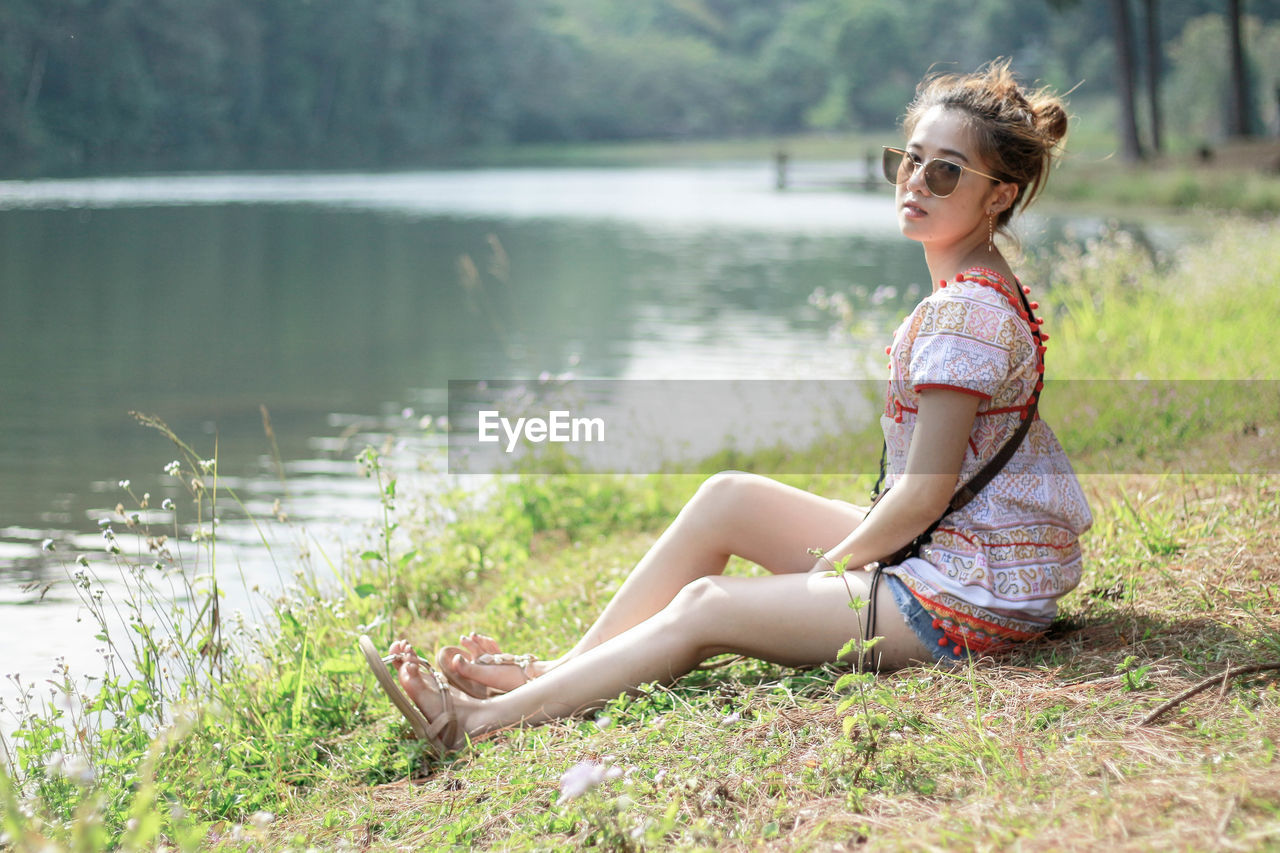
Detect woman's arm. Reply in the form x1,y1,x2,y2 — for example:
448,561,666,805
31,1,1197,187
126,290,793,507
812,388,981,572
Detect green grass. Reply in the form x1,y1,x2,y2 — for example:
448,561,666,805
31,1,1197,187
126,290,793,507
1050,158,1280,215
2,218,1279,850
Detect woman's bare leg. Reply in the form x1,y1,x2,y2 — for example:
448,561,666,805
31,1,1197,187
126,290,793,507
446,472,867,692
397,568,933,737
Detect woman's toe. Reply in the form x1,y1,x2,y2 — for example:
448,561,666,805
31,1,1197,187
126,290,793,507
465,633,500,656
397,655,446,719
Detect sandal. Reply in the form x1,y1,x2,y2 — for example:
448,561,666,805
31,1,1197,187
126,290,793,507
436,645,538,700
359,635,464,757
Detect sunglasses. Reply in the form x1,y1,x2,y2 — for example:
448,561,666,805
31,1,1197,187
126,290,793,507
881,146,1002,198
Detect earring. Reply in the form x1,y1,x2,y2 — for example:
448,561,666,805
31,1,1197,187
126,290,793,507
987,213,996,253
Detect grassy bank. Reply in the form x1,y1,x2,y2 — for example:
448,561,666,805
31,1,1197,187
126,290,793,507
2,218,1278,850
1049,139,1280,215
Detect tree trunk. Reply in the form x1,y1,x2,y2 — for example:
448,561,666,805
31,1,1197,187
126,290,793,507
1110,0,1144,161
1226,0,1252,138
1142,0,1161,154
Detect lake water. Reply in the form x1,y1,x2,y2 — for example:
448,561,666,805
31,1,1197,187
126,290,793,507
0,163,1176,715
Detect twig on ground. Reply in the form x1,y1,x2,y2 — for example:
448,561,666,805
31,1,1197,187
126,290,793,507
1138,661,1280,727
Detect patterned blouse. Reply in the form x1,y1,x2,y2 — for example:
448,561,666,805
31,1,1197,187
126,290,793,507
881,267,1093,654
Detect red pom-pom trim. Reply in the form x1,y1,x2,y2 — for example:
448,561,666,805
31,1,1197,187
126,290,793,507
885,345,891,355
953,645,963,655
938,637,948,647
1029,301,1039,310
1022,285,1031,294
939,280,947,288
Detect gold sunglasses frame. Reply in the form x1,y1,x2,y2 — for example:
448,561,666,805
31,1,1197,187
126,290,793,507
882,146,1002,198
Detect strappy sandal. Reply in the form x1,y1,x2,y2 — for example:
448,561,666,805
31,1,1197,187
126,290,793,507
436,645,537,700
359,635,465,757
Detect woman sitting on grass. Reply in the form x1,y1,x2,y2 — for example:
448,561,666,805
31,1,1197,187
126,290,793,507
362,59,1093,756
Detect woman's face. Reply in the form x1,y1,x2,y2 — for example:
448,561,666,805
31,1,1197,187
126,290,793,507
895,105,1006,249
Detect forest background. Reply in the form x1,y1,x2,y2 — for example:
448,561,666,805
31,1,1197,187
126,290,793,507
2,0,1279,177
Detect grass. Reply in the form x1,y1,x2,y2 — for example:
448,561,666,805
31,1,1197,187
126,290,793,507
2,217,1279,850
1050,139,1280,216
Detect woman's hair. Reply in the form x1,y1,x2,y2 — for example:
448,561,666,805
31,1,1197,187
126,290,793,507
903,58,1069,229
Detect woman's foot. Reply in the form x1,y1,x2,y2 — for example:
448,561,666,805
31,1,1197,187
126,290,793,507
387,639,475,750
438,632,553,697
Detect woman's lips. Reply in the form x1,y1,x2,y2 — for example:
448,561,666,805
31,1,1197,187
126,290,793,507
901,200,927,219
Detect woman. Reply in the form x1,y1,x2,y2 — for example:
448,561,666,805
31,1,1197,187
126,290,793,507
361,59,1092,755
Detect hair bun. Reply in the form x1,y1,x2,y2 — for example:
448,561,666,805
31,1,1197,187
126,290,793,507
1030,99,1069,148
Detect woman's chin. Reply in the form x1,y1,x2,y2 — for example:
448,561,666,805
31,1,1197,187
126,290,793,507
897,219,929,242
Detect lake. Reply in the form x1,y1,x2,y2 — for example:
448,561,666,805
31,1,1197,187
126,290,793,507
0,163,1177,712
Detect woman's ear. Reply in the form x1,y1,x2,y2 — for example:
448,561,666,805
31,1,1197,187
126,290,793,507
989,181,1019,215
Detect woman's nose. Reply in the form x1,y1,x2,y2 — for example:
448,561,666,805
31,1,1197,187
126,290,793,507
903,160,930,195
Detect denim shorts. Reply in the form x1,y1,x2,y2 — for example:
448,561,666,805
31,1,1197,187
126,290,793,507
883,573,970,663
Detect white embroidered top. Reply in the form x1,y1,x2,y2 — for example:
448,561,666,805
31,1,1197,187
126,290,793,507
880,267,1093,653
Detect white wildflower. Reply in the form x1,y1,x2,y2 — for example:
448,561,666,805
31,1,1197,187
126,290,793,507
558,760,622,803
46,753,95,785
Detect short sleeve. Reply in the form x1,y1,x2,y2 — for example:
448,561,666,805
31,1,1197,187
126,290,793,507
907,294,1016,400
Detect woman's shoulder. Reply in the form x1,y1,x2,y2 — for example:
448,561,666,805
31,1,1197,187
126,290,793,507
909,270,1025,333
951,267,1025,306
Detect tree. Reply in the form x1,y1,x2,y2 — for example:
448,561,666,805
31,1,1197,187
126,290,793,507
1141,0,1162,154
1045,0,1144,161
1109,0,1146,160
1226,0,1254,137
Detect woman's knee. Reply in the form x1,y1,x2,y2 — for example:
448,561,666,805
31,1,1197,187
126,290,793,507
686,470,767,524
665,576,731,620
658,576,734,651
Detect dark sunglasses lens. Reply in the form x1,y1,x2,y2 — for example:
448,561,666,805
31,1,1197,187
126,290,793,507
923,160,963,196
882,148,906,185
